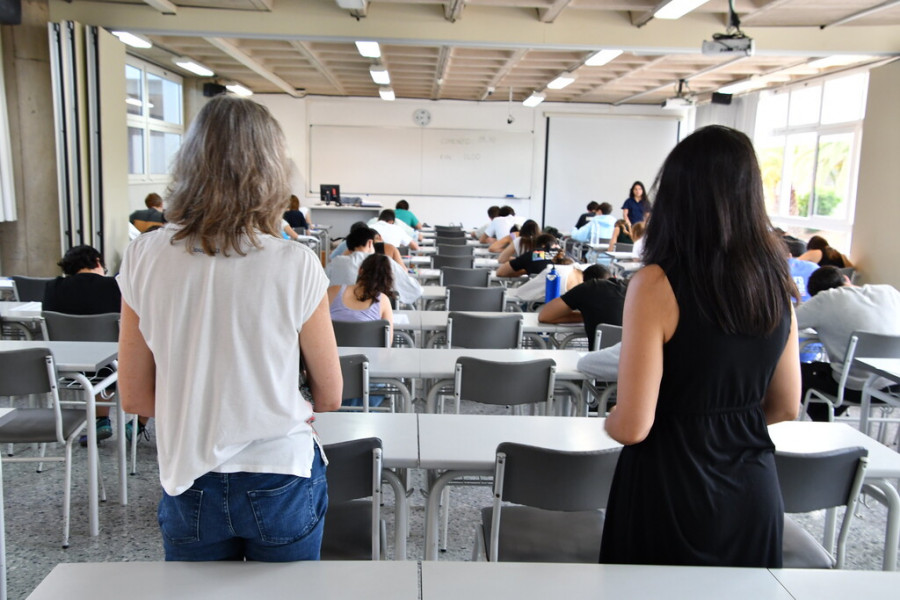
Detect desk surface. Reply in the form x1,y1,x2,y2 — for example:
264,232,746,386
313,411,419,468
854,357,900,381
26,561,420,600
406,310,582,334
0,340,118,372
418,348,587,380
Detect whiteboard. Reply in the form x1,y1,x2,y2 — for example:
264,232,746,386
543,115,681,231
309,125,533,198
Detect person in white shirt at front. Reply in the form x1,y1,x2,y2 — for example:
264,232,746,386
370,209,420,251
480,205,518,244
326,226,423,306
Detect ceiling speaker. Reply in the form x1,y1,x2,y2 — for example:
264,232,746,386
711,92,733,105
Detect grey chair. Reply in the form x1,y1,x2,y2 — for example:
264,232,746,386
332,319,391,348
576,324,623,417
594,323,623,351
432,255,474,270
11,276,54,302
435,235,467,246
440,267,490,287
320,437,386,560
474,443,621,562
776,447,868,569
446,312,522,349
435,227,465,237
614,242,634,252
0,347,89,548
446,285,505,312
437,244,474,257
454,357,556,413
339,353,371,412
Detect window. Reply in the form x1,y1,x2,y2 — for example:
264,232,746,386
754,71,868,251
126,57,183,180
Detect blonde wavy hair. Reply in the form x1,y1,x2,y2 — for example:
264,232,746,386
165,95,290,256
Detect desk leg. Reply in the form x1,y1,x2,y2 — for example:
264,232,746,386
425,379,454,414
424,469,488,560
371,378,411,414
865,480,900,571
382,470,407,560
0,457,6,600
71,374,99,537
115,397,128,505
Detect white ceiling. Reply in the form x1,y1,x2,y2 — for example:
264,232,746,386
52,0,900,105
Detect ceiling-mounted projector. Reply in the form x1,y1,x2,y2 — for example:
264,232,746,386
661,96,693,110
702,34,754,57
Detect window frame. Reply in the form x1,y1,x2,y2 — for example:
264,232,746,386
126,56,184,183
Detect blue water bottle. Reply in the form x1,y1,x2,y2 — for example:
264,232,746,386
545,266,561,302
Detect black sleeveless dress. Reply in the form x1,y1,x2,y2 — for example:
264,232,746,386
599,267,790,568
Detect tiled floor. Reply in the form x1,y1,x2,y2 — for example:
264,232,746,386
3,407,897,599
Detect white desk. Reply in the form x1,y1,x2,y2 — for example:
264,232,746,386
769,421,900,571
422,562,794,600
401,310,582,348
0,341,121,537
768,568,900,599
853,357,900,437
418,414,613,560
308,205,380,238
313,412,418,559
26,561,420,600
0,301,42,340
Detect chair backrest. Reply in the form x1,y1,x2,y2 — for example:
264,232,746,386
435,227,465,237
447,312,522,349
437,244,474,257
455,357,555,406
435,235,467,246
614,243,634,252
332,319,391,348
494,443,622,511
446,285,505,311
775,447,868,513
834,331,900,402
11,276,54,302
0,348,66,443
440,267,490,287
594,323,623,351
433,255,474,269
42,311,120,342
339,353,369,405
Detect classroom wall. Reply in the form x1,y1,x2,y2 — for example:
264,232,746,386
256,94,685,231
850,59,900,288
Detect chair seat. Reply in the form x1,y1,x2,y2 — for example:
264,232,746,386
321,500,377,560
0,408,86,444
480,506,604,562
782,516,835,569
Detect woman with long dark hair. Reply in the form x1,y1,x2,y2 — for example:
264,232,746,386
495,219,541,263
798,235,854,268
600,125,800,568
118,96,342,561
621,180,651,226
328,253,395,339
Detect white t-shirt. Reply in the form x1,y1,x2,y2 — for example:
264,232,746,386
326,250,423,305
371,221,414,248
485,215,518,240
118,224,328,495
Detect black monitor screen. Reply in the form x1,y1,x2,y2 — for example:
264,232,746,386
320,184,341,205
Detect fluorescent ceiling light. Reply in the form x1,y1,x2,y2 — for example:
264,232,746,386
336,0,367,9
173,57,214,77
807,55,873,70
379,87,395,101
547,75,575,90
355,41,381,59
226,83,253,97
111,31,152,49
370,65,391,85
585,49,623,67
718,78,767,95
522,92,546,108
654,0,711,20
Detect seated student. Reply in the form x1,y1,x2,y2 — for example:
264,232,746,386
331,222,405,267
630,222,647,258
283,194,309,230
798,235,854,269
775,228,806,258
394,199,422,230
129,193,165,233
787,251,819,303
480,205,517,244
538,264,627,349
606,219,633,251
473,205,500,241
571,202,616,243
371,209,420,251
326,226,422,305
796,265,900,420
495,233,561,277
495,220,540,263
574,201,600,230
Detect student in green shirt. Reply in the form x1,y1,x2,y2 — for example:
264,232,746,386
394,199,421,230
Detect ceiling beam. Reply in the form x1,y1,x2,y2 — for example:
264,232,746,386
288,41,347,95
431,46,452,99
572,55,669,102
142,0,177,15
444,0,465,23
822,0,900,28
479,48,528,101
204,37,303,97
538,0,573,24
613,55,749,105
630,2,665,28
247,0,274,10
741,0,807,25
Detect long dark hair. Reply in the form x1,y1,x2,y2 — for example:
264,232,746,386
642,125,793,336
517,219,541,254
355,254,394,302
630,180,651,211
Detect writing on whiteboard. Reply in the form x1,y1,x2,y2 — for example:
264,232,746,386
440,135,498,145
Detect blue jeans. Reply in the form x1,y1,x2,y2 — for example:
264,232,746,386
159,446,328,561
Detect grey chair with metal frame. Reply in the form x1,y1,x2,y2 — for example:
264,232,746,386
579,324,623,417
339,353,371,412
435,227,465,237
437,244,474,257
440,267,490,288
432,255,474,270
446,285,505,312
0,347,89,548
775,447,868,569
435,235,467,246
614,242,634,252
446,312,522,350
473,443,621,562
332,319,391,348
320,437,387,560
10,276,54,302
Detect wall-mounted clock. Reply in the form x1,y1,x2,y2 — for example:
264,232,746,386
413,108,432,126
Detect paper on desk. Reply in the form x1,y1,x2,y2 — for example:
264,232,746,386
393,314,410,325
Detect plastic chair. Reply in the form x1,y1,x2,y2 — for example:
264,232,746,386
578,324,623,417
440,267,490,287
10,276,54,302
474,443,621,562
320,437,386,560
446,312,522,349
446,285,505,312
432,255,474,270
775,447,868,569
332,319,391,348
454,356,556,413
435,227,465,237
0,347,89,548
614,242,634,252
338,353,371,412
435,236,467,246
437,244,474,257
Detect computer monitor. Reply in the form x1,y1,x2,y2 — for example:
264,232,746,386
320,184,341,206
